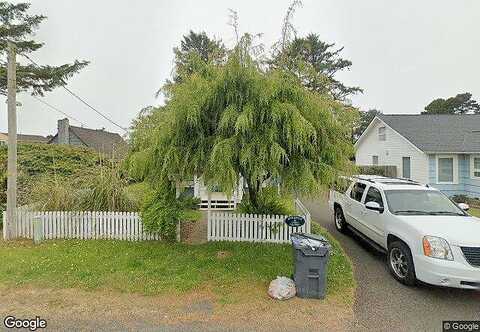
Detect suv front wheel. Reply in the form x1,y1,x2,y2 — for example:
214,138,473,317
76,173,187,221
388,241,417,286
334,206,348,234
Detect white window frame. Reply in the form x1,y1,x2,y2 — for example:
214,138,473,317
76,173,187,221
372,155,379,165
378,126,386,141
471,155,480,179
436,155,458,184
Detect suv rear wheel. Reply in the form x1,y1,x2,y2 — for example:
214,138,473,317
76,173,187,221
334,206,348,234
388,241,416,286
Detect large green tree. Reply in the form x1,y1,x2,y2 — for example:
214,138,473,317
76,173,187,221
422,92,480,115
272,33,362,101
172,30,226,83
132,36,355,210
353,109,382,140
0,2,88,96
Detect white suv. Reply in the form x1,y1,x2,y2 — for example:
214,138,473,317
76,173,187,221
329,175,480,289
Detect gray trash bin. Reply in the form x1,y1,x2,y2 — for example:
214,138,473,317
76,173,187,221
291,233,331,299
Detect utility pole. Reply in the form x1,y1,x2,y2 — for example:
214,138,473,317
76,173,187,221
6,41,17,240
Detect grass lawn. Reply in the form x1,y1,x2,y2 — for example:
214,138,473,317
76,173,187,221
470,207,480,217
0,224,355,304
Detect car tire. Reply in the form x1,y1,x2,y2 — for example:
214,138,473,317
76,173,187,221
334,206,348,234
388,241,417,286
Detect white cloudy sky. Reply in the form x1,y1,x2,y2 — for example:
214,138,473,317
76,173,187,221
1,0,479,136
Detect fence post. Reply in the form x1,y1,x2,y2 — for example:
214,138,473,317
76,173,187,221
33,216,44,244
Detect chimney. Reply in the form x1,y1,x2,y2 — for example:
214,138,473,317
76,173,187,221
58,118,70,144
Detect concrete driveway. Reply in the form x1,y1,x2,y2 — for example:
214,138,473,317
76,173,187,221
304,198,480,332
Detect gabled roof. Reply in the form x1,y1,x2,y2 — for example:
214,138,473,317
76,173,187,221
376,114,480,153
69,126,127,156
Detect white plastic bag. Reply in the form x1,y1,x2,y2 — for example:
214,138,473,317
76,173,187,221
268,276,296,300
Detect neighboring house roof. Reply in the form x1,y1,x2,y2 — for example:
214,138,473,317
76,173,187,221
374,114,480,153
0,132,49,143
69,126,127,156
48,126,127,156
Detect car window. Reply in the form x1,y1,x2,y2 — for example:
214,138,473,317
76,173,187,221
384,190,466,215
350,182,366,202
365,187,384,208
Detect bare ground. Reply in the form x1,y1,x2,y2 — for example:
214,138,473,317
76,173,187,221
0,284,353,331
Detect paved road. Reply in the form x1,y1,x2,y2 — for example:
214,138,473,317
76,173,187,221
304,199,480,332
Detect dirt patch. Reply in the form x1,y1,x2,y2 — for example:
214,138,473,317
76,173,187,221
0,284,353,331
180,211,208,245
216,251,232,260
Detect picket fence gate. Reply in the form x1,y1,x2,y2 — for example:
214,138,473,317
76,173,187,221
207,199,311,243
2,210,161,241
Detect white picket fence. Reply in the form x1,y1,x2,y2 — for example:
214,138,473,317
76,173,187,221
2,210,161,241
207,199,311,243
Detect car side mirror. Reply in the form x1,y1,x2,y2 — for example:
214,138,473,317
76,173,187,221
365,201,384,213
458,203,470,211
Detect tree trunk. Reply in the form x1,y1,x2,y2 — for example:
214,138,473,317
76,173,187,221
246,179,259,210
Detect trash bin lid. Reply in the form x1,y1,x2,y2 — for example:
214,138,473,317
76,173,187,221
291,233,331,256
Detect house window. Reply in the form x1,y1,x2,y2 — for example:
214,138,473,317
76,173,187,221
472,156,480,179
402,157,411,179
437,156,455,183
372,155,379,165
378,127,386,141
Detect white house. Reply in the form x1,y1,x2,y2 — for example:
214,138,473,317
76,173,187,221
181,176,244,210
355,114,480,198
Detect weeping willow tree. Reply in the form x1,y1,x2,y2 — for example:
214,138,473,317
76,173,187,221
129,35,356,212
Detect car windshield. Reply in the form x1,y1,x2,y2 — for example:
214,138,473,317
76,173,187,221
384,190,466,216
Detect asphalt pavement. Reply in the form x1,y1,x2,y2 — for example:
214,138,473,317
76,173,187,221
304,199,480,332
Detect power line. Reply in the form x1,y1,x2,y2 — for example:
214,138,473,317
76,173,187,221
19,53,128,132
32,95,86,127
61,85,128,132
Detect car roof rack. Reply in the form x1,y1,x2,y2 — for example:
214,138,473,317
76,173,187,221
353,176,430,188
376,177,430,188
352,176,378,183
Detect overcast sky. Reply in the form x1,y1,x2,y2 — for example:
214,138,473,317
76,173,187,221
1,0,479,136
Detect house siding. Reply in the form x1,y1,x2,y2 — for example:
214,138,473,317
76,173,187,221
428,154,480,198
463,155,480,197
68,130,87,147
50,130,87,148
355,119,429,183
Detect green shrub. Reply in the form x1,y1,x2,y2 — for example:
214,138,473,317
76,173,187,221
452,194,480,208
238,187,295,215
357,165,396,177
124,182,154,208
141,187,202,242
26,175,78,211
0,144,101,210
26,164,138,212
75,166,138,212
177,191,201,210
451,195,469,203
142,190,181,242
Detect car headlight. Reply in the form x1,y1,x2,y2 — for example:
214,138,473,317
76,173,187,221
422,236,454,261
